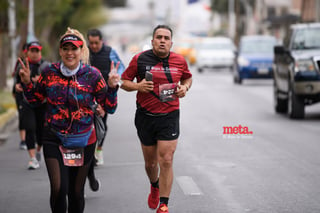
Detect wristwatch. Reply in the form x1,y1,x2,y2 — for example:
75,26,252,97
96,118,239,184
117,79,123,87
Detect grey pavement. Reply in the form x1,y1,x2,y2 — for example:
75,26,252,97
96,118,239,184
1,69,320,213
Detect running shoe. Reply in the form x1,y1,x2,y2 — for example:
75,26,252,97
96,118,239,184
19,141,27,150
157,203,169,213
28,157,40,170
88,176,100,192
36,151,41,162
95,149,104,165
148,185,159,209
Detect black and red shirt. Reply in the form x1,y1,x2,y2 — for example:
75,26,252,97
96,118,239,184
122,50,192,114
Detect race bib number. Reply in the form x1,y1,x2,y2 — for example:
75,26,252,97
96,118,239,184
159,83,177,102
59,145,84,167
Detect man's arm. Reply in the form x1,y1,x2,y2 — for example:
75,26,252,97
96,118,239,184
175,77,192,98
121,79,154,93
181,77,192,91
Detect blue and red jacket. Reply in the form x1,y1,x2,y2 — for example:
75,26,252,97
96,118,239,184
22,62,117,140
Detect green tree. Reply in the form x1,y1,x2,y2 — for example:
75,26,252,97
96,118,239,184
16,0,108,60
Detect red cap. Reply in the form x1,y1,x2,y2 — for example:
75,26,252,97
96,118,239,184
60,34,83,47
27,41,42,50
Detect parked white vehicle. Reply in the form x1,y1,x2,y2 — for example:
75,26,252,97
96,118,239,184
195,36,236,73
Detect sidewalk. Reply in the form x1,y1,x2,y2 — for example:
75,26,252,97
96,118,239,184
0,77,17,142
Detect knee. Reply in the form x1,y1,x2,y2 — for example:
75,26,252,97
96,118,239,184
159,154,174,169
145,160,158,171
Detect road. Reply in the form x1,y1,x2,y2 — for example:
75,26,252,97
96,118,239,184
1,68,320,213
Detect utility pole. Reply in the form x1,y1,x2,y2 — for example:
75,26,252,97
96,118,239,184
27,0,37,42
8,0,16,76
228,0,235,40
148,0,155,30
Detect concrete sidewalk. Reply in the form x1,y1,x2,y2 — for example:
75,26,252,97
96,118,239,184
0,77,18,141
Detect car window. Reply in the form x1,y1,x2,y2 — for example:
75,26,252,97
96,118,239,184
291,28,320,50
240,38,276,54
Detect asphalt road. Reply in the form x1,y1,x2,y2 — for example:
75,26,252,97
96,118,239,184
1,67,320,213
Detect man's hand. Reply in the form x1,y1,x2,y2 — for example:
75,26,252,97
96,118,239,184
137,79,154,93
18,58,31,84
108,61,121,88
175,84,188,98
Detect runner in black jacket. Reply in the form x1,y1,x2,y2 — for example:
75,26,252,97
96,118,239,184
86,28,125,191
14,41,50,169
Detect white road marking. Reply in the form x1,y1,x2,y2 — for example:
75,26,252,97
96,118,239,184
176,176,202,196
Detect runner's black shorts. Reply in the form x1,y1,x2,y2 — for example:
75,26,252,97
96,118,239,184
135,109,180,146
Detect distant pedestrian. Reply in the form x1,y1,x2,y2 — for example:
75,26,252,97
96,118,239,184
120,25,193,213
18,27,120,213
12,42,28,150
87,28,125,166
14,41,49,169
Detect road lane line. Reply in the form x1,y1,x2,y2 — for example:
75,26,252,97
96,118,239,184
176,176,202,195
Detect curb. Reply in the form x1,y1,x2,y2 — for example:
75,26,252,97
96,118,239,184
0,108,17,134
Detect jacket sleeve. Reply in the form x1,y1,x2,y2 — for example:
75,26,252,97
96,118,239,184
21,71,47,107
94,71,118,114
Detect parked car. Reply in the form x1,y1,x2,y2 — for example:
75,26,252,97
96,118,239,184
234,35,277,84
195,36,236,73
273,22,320,119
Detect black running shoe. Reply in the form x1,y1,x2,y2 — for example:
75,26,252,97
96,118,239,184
89,177,100,192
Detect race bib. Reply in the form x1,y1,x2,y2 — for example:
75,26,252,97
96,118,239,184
159,83,177,102
59,145,84,167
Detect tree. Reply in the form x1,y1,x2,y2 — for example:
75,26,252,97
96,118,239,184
0,0,9,90
15,0,108,61
103,0,127,7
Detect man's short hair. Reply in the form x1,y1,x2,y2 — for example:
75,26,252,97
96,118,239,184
152,25,173,39
87,29,103,40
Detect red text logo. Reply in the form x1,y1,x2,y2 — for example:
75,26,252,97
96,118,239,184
223,125,253,135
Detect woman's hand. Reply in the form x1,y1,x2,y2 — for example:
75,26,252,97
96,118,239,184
108,61,121,88
95,104,105,117
18,58,31,84
15,83,23,93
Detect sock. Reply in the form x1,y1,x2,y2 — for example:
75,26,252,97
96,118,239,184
160,197,169,205
151,179,159,188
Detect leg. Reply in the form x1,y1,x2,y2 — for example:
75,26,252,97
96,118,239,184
95,114,107,165
68,164,90,213
68,143,95,213
35,104,46,161
141,143,160,209
19,129,26,142
87,157,100,191
141,144,159,183
25,129,39,169
157,139,177,198
25,129,36,159
44,144,68,213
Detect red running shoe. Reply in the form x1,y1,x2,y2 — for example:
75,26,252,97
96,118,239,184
157,203,169,213
148,185,159,209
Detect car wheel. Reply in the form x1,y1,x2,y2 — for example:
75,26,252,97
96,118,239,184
233,68,242,84
233,74,242,84
288,87,304,119
273,81,287,113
